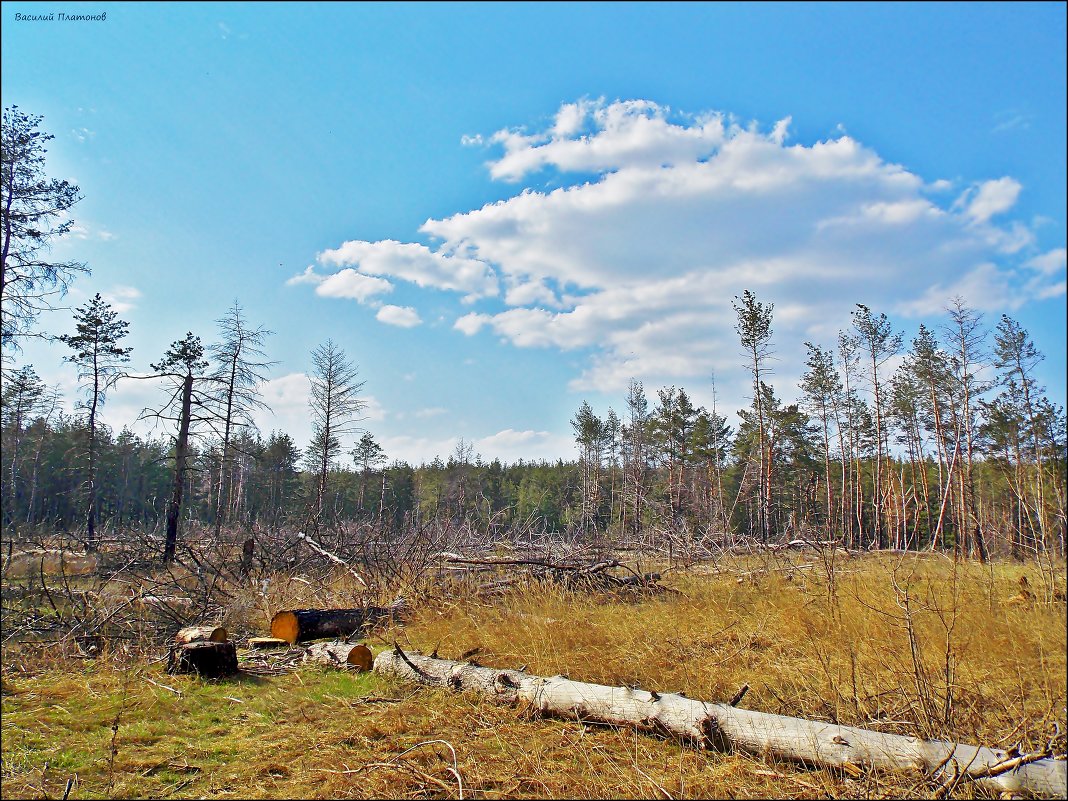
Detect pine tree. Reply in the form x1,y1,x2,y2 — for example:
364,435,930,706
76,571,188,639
621,379,650,540
944,298,990,562
306,340,365,527
1,364,47,524
148,333,211,563
992,314,1048,550
851,304,902,549
571,400,604,534
801,343,842,535
733,290,775,542
59,293,132,549
1,106,85,354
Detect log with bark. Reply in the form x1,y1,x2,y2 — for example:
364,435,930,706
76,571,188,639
270,598,407,644
303,641,373,670
374,648,1066,799
167,641,238,678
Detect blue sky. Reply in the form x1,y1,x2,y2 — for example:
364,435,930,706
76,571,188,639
2,2,1065,465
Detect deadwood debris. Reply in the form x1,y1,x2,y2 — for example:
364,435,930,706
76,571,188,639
436,551,667,596
374,647,1067,799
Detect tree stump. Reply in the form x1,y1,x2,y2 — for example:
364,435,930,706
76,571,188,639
75,634,104,657
240,537,254,576
167,641,238,678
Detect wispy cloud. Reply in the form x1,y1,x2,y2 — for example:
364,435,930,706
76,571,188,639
316,239,498,301
414,406,446,418
958,177,1023,224
102,285,141,314
992,109,1032,134
69,220,117,241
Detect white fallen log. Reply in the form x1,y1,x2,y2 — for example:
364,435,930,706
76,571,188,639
374,648,1066,799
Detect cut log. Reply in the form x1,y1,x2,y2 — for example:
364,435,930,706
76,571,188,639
5,549,98,578
248,636,290,649
270,599,407,644
175,625,228,644
304,642,373,670
374,648,1066,799
167,641,238,678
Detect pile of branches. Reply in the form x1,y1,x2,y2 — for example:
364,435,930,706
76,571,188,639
436,551,667,598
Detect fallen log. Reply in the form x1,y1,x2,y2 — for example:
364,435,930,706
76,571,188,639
374,648,1066,799
304,641,373,670
5,549,98,578
271,599,407,644
175,625,228,644
167,641,238,678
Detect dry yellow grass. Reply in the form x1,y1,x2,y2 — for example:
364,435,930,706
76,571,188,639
2,551,1065,799
388,552,1066,748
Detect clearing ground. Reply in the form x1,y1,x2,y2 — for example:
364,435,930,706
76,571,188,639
2,546,1065,799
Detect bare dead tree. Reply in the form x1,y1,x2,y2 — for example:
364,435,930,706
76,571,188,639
208,300,274,536
306,339,365,529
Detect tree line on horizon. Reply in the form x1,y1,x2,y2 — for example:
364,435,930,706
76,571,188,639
3,106,1065,563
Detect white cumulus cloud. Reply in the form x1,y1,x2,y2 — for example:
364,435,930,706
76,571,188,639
317,239,497,301
376,305,422,328
962,177,1022,224
297,98,1063,414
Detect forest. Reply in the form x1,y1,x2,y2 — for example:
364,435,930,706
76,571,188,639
3,250,1066,566
3,291,1066,561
